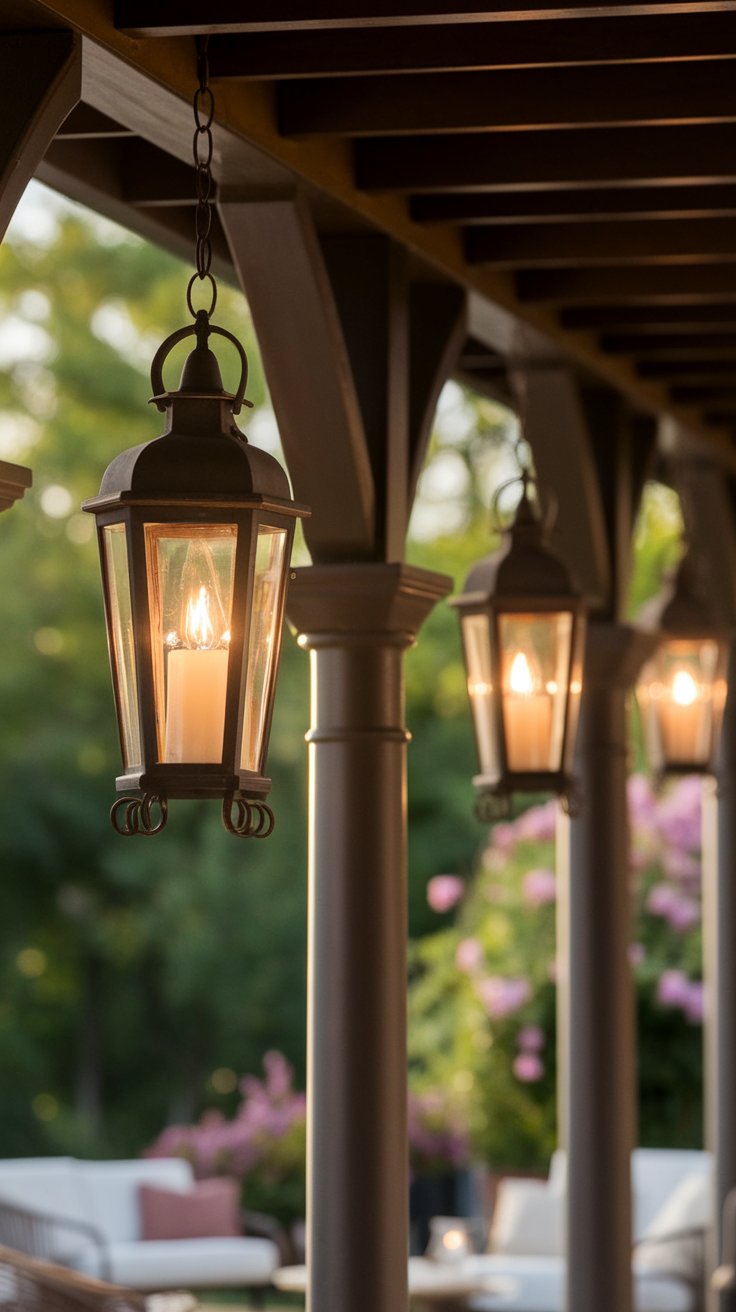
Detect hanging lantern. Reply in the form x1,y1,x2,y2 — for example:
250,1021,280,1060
636,553,728,777
83,39,308,836
451,477,586,815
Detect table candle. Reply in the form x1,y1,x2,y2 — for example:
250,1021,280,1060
503,651,553,771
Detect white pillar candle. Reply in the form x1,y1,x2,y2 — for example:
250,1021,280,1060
661,669,702,764
503,651,553,771
164,647,228,762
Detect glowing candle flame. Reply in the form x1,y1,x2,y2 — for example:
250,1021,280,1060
185,586,215,650
671,668,699,708
509,651,536,696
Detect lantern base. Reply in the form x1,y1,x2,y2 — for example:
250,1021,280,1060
109,789,275,838
473,771,579,822
114,768,272,802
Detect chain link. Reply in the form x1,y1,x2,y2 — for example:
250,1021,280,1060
191,36,216,307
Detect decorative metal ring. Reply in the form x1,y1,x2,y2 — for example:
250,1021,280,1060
110,792,168,837
222,794,275,839
186,272,217,320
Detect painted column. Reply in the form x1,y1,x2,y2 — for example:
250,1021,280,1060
287,562,451,1312
560,624,656,1312
705,648,736,1311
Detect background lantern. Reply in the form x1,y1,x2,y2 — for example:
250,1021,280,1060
451,477,586,815
84,314,308,836
636,552,729,777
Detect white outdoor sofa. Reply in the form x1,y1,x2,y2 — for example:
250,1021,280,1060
0,1157,282,1298
462,1148,711,1312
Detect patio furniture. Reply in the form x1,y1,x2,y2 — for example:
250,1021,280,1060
0,1243,194,1311
0,1158,282,1298
273,1256,518,1311
460,1148,711,1312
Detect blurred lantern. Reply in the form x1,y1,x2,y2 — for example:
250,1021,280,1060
82,38,308,836
636,552,728,777
451,475,586,816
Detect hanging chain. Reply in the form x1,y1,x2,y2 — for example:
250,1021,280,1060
189,36,217,318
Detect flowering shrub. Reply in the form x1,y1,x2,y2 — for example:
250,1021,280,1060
408,1087,471,1176
408,776,704,1173
145,1051,307,1224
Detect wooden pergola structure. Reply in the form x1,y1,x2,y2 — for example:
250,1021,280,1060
2,5,736,1312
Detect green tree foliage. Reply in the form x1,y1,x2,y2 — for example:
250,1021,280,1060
0,192,308,1157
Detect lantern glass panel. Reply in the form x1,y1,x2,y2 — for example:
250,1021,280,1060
498,612,573,772
461,612,499,780
240,525,288,772
102,523,141,770
639,638,724,768
145,523,237,764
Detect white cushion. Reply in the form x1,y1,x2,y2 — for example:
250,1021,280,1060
635,1170,710,1287
0,1158,88,1224
489,1180,564,1258
465,1256,693,1312
632,1150,710,1241
76,1160,194,1243
89,1237,279,1289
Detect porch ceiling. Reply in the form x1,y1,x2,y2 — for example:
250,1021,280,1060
4,1,736,458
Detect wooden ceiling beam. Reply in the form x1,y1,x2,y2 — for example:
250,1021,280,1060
411,185,736,225
466,217,736,268
279,60,736,138
601,332,736,353
561,304,736,329
638,359,736,378
206,12,736,80
358,124,736,192
115,2,736,35
56,104,133,138
673,385,736,405
517,264,736,302
117,139,206,206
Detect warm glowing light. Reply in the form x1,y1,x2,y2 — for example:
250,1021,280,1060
185,586,215,649
469,678,493,697
443,1230,465,1251
671,669,699,707
508,651,536,695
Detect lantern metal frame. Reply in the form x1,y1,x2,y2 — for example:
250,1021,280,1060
83,311,309,836
451,476,587,816
636,551,730,778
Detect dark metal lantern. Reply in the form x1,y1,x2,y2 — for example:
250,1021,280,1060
451,479,586,814
636,553,729,777
83,312,309,836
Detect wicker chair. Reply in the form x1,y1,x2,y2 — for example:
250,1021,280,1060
0,1245,150,1311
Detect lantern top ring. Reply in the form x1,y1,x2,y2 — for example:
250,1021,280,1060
491,472,558,535
149,311,254,416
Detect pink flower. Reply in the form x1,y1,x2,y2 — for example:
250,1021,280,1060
518,1024,545,1052
427,875,465,914
628,774,657,831
478,975,532,1020
629,943,646,967
663,849,701,885
455,937,483,973
657,968,690,1009
491,822,516,854
683,981,706,1025
514,800,558,843
513,1052,544,1083
522,868,556,907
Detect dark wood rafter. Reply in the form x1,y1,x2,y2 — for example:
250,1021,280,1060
115,1,736,36
466,219,736,269
408,282,466,508
411,186,736,225
601,332,736,354
517,265,736,303
0,31,81,243
560,305,736,329
204,11,736,80
278,61,736,138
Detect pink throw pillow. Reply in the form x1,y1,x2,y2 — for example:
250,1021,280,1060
139,1177,241,1241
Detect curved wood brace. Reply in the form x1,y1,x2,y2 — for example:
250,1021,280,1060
0,32,82,245
218,196,376,561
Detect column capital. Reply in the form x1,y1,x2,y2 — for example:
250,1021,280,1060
582,622,658,689
0,460,31,513
287,562,452,648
